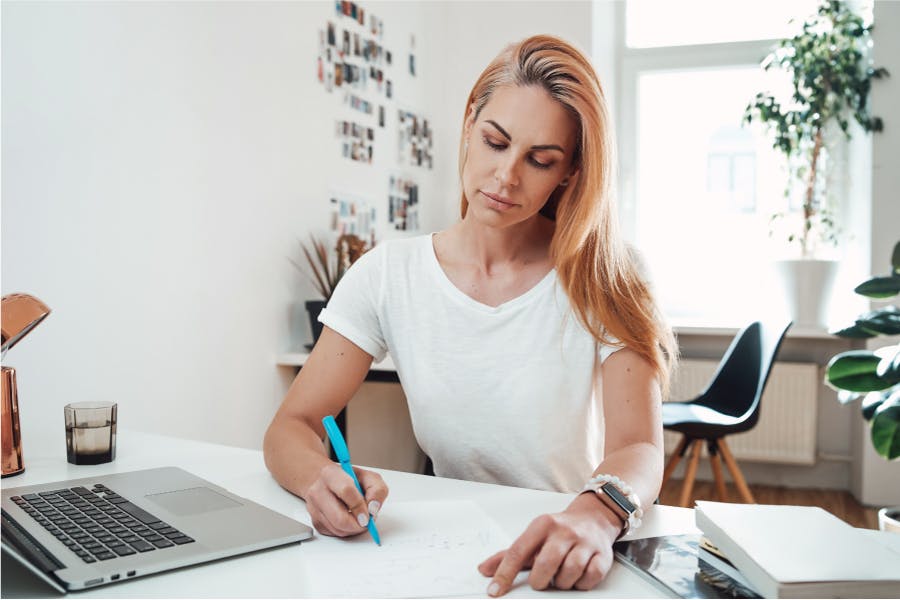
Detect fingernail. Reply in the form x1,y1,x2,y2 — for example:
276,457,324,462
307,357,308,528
487,582,500,597
368,500,381,517
357,512,369,527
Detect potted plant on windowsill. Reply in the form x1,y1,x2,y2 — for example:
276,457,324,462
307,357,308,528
291,233,369,348
744,0,887,328
826,240,900,533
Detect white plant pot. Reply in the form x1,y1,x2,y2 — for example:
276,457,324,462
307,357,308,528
880,507,900,535
773,259,839,329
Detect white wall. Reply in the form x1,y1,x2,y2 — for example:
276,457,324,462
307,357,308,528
1,1,444,450
2,1,595,454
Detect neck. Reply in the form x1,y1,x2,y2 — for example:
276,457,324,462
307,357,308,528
447,213,555,275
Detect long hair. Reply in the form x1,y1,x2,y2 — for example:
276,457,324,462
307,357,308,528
458,35,677,396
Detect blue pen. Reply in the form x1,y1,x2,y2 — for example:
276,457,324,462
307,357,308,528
322,415,382,546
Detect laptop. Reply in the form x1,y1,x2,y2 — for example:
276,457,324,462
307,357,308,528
1,466,313,592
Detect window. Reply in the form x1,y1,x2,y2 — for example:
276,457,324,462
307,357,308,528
614,0,831,324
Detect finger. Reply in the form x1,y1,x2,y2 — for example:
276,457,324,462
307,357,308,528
355,468,389,518
574,551,612,591
478,550,505,576
323,465,369,531
527,540,572,591
487,516,550,597
309,484,363,536
552,545,594,590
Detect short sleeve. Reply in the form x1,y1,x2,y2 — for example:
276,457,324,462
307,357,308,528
317,245,388,362
598,341,624,364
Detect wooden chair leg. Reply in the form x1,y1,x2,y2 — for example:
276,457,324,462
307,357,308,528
661,435,689,489
678,439,702,508
708,440,728,502
717,438,756,504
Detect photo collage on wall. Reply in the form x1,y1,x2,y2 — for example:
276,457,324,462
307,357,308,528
336,119,375,164
398,108,433,169
387,175,419,232
330,194,377,247
317,1,393,164
313,1,431,234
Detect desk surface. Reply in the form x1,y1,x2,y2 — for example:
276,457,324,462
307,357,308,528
2,429,696,598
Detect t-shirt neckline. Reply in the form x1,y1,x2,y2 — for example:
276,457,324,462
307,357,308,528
425,233,556,314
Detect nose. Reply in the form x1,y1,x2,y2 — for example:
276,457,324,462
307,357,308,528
494,154,520,188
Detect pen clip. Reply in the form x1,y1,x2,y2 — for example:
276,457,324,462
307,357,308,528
322,415,351,464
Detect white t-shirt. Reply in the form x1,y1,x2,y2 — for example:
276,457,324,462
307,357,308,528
318,234,622,493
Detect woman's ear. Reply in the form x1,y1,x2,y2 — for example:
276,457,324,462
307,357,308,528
463,104,477,138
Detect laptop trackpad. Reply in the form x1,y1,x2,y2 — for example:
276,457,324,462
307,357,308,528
144,487,242,516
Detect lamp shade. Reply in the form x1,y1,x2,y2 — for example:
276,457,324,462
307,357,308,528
2,293,51,353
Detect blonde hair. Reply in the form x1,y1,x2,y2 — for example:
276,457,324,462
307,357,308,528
459,35,677,396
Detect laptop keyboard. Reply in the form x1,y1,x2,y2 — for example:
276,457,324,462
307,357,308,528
9,483,194,563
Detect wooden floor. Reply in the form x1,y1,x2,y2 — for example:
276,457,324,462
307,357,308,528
660,479,880,529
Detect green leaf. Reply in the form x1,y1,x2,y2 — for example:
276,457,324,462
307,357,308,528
855,306,900,336
893,241,900,275
861,391,886,421
826,351,895,392
870,390,900,460
876,345,900,381
854,276,900,299
830,323,876,339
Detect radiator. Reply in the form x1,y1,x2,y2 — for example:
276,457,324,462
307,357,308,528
664,360,819,465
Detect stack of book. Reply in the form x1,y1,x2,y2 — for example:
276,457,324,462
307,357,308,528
614,502,900,599
694,501,900,598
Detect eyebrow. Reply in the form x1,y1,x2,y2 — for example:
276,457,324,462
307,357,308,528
485,120,566,154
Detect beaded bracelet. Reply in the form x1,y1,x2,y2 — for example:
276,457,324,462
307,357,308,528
581,473,644,535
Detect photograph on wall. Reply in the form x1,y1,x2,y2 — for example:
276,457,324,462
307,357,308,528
397,108,433,170
329,193,377,245
387,175,419,232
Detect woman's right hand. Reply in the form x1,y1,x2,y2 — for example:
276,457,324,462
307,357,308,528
304,462,389,537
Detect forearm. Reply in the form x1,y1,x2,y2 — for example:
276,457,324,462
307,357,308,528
263,414,334,500
567,441,664,533
591,440,664,509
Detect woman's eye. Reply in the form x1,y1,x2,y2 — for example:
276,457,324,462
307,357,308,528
482,136,505,150
529,158,552,170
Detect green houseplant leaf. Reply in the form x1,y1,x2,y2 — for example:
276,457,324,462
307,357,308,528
871,391,900,460
854,276,900,299
826,351,893,392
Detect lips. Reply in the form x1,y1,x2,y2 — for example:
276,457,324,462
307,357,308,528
481,190,516,208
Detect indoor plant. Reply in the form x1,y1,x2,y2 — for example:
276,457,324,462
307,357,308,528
743,0,887,327
826,240,900,532
292,233,369,346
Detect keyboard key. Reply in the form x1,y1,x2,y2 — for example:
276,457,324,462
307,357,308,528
72,487,93,496
21,494,39,501
116,502,161,525
96,552,116,561
151,539,174,548
148,522,170,530
143,534,163,542
171,536,194,545
112,545,136,556
97,534,117,543
81,555,97,563
130,540,155,552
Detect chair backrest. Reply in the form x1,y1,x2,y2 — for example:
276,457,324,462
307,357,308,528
694,319,793,429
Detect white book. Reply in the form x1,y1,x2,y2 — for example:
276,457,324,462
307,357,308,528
695,501,900,599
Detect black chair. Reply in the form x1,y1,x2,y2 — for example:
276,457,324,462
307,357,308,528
661,319,792,507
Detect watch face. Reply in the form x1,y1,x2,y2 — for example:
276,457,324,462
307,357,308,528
601,482,635,514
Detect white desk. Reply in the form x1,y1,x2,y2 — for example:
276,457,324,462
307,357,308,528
2,429,696,598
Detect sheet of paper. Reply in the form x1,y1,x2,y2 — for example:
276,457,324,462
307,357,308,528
302,500,512,598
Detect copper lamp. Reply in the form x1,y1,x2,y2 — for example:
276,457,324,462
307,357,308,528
2,293,51,477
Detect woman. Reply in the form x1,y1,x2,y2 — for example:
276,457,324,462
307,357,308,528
264,35,676,596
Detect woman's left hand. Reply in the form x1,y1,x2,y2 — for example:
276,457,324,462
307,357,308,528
478,492,622,596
